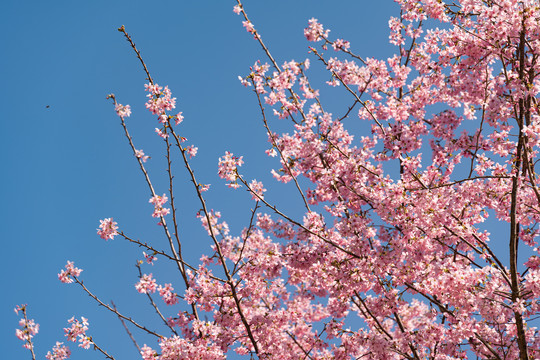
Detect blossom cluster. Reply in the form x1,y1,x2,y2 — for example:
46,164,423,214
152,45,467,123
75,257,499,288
45,342,71,360
144,83,176,115
248,179,266,200
135,149,150,162
58,261,83,284
64,317,91,349
304,18,329,42
158,283,179,305
217,151,243,188
114,103,131,118
143,251,157,265
97,218,118,240
14,305,39,350
135,273,157,294
149,194,170,218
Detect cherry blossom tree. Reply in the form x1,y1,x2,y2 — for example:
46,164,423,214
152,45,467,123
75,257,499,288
15,0,540,359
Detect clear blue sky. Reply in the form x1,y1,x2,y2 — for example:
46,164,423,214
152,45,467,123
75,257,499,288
0,1,434,358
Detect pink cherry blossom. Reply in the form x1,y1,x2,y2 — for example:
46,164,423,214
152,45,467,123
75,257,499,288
332,38,350,51
158,283,179,305
143,251,157,265
114,103,131,118
58,261,82,284
238,75,251,87
248,179,266,200
64,317,90,349
45,342,71,360
144,83,176,115
155,127,169,139
135,273,157,294
217,151,243,188
140,345,157,360
135,149,149,162
242,20,255,34
97,218,118,240
14,305,39,350
175,111,184,125
199,183,210,192
186,145,198,158
304,18,329,42
149,193,170,218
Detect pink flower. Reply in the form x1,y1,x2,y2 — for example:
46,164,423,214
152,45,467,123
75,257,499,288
175,112,184,125
238,76,251,87
199,183,210,192
135,273,157,294
218,151,244,187
150,194,168,207
14,304,25,315
145,83,176,115
158,283,179,305
149,194,170,218
332,39,350,51
140,345,158,360
15,306,39,350
135,149,150,162
266,148,277,157
97,218,118,240
64,317,90,349
158,114,168,124
46,342,71,360
248,179,266,200
526,256,540,270
114,103,131,118
232,5,241,14
242,20,255,34
304,18,329,42
155,128,169,139
144,83,161,95
186,145,198,158
143,251,157,265
58,261,83,284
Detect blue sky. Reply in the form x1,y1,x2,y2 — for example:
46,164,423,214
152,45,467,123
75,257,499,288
1,1,401,358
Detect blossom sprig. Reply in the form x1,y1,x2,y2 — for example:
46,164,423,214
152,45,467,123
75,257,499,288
45,342,71,360
248,179,266,200
197,210,229,237
14,304,39,355
135,273,157,294
242,20,255,35
135,149,150,162
143,251,158,265
158,283,179,305
149,194,170,218
199,183,210,192
332,38,350,52
114,103,131,118
304,18,330,42
97,218,118,240
217,151,244,189
64,317,91,349
144,83,176,115
58,261,83,284
155,127,169,139
140,345,158,360
186,145,198,158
